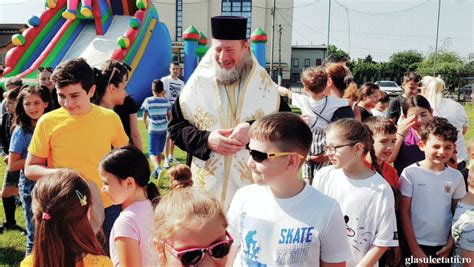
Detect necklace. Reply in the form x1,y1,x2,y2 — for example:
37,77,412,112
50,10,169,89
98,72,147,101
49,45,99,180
223,79,242,126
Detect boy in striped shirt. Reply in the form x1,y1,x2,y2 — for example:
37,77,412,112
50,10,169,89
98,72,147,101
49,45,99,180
141,79,171,178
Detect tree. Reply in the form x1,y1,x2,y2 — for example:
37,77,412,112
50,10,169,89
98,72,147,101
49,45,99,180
463,60,474,74
459,61,474,88
418,51,464,74
417,51,464,90
387,50,424,74
327,45,350,61
363,55,374,64
352,56,379,84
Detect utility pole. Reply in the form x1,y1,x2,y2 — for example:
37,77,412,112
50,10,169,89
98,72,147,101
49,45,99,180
345,7,350,55
270,0,276,80
325,0,332,59
278,24,282,85
433,0,441,76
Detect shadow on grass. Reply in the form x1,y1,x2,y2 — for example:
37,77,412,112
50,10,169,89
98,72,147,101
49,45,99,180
0,246,24,266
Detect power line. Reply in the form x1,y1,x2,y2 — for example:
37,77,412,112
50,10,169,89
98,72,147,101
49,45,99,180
254,0,319,10
154,1,320,10
334,0,429,15
279,9,394,56
276,9,314,44
283,5,472,50
154,1,207,5
287,0,319,9
278,6,472,41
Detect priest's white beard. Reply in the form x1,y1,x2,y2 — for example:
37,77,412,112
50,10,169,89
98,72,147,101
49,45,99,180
213,52,252,85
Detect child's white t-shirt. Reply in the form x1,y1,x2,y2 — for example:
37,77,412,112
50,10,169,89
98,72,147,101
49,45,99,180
432,98,469,163
313,165,398,267
291,94,350,172
399,163,466,246
162,75,185,104
227,183,349,267
291,94,349,128
370,108,387,117
452,202,474,253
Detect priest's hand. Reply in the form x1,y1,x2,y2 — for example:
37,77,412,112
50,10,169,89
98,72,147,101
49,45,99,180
228,122,251,145
208,129,244,155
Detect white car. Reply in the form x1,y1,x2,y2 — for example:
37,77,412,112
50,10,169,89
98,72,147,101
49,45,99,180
375,81,403,96
459,84,473,102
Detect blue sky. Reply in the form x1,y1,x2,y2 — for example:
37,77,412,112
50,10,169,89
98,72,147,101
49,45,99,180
291,0,473,62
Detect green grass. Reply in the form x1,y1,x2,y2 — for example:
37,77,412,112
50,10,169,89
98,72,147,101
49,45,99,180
0,104,473,265
464,103,474,142
136,120,187,194
0,157,25,266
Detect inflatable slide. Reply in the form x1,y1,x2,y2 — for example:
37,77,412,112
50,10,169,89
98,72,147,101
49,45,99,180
2,0,172,104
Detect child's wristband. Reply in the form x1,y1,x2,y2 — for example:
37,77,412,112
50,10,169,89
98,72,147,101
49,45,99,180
397,132,406,138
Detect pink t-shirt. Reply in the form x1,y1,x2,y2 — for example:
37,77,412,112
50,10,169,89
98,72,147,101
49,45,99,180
109,200,158,267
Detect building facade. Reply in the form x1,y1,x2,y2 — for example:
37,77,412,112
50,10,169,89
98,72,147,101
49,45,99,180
290,45,327,83
153,0,294,79
0,24,25,66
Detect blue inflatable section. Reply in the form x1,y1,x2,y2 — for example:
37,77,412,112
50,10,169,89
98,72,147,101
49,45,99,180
126,7,172,105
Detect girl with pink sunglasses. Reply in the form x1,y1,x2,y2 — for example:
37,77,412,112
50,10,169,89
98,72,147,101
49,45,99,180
153,188,233,266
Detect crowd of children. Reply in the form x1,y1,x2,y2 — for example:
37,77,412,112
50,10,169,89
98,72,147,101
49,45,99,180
0,81,22,234
0,58,189,266
12,86,52,254
0,54,473,267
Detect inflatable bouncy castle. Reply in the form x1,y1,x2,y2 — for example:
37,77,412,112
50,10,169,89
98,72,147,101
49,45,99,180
2,0,172,104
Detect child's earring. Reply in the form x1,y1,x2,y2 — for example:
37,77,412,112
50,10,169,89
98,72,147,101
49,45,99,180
470,152,474,160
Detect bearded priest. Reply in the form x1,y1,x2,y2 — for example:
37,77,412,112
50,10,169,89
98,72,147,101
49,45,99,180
168,16,291,209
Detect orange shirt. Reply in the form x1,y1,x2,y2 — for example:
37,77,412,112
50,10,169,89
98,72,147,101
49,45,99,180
364,160,399,189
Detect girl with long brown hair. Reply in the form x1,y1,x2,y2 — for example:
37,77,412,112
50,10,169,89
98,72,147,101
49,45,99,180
356,82,381,121
324,63,361,120
20,169,111,267
9,86,51,254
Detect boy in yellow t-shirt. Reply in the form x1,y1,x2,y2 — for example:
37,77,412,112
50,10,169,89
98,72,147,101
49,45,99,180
25,58,129,251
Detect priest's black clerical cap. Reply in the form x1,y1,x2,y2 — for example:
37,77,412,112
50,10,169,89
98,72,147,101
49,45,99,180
211,16,247,40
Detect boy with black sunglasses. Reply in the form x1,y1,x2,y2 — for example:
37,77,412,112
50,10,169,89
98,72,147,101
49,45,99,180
227,112,349,266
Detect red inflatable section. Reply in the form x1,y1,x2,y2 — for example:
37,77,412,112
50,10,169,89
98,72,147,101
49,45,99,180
3,0,67,76
17,19,74,78
111,9,145,60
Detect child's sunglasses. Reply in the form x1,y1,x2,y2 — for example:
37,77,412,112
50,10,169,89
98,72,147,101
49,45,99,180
163,231,233,265
106,62,132,86
38,66,53,73
248,147,305,163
